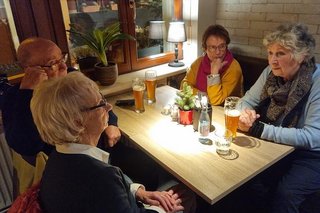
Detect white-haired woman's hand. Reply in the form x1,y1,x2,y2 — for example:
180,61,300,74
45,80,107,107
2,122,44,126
104,125,121,147
136,188,184,213
239,108,260,132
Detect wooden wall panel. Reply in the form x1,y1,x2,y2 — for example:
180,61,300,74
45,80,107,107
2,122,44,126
47,0,69,54
0,20,16,64
31,0,54,39
9,0,37,41
9,0,68,53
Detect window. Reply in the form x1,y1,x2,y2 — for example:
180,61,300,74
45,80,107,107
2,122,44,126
63,0,182,74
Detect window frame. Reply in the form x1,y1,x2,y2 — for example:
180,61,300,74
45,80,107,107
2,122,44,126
8,0,184,78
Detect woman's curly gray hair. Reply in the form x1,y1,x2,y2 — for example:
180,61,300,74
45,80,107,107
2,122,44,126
263,23,316,62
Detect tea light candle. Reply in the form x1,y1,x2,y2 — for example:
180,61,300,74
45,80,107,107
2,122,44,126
161,104,171,115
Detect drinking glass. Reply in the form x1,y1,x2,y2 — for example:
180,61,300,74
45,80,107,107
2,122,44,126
171,104,179,122
132,78,145,113
224,96,241,139
214,129,233,155
145,70,157,104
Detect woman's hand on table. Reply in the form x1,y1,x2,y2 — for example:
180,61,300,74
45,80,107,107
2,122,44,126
239,109,260,132
136,188,184,213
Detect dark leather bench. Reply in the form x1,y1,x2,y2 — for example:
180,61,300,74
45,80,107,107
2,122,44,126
234,54,268,92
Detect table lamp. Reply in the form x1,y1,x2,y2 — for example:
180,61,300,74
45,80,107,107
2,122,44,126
149,20,165,40
149,21,165,52
167,21,187,67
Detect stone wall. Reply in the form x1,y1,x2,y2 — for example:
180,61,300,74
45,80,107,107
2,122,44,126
215,0,320,62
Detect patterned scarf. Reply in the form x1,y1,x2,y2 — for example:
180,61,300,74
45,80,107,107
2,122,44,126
196,50,234,92
257,58,316,128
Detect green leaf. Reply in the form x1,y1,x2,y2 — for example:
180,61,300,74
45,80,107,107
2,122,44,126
183,105,190,111
189,102,195,109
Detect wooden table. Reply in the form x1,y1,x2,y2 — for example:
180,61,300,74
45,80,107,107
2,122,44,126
107,85,294,205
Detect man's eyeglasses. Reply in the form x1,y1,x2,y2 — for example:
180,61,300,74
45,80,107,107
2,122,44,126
206,44,227,52
82,93,112,112
40,53,68,71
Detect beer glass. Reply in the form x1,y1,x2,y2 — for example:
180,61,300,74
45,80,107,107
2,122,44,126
145,70,157,104
132,78,145,113
224,96,241,139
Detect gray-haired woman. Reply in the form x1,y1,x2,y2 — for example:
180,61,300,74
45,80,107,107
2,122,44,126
238,23,320,212
31,72,185,213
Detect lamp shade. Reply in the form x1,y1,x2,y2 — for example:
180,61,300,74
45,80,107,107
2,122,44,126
167,21,186,43
148,21,165,39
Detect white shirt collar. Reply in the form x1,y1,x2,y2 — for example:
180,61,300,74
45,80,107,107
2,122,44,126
56,143,110,164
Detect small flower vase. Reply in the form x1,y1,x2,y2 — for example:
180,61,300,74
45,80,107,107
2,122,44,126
179,109,193,125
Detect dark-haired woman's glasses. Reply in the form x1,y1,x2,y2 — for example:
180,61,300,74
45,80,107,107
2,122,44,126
206,44,226,52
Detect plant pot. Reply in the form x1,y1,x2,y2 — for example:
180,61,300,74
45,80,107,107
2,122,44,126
78,57,98,70
77,57,98,80
193,104,214,132
94,62,118,86
179,109,193,125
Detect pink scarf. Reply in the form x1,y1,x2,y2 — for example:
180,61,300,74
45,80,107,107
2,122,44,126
196,50,234,92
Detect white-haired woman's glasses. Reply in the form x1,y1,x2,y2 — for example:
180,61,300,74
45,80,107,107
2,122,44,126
82,93,112,112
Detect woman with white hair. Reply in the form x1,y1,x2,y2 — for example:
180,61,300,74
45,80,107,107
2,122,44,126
238,23,320,212
31,72,185,213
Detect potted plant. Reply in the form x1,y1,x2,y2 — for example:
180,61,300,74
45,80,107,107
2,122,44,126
67,22,134,86
175,82,196,125
70,46,98,79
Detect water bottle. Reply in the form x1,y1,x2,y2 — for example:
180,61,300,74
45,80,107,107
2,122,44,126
198,96,211,144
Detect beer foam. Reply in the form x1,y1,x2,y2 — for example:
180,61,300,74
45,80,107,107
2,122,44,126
146,79,156,82
226,109,240,117
133,85,144,91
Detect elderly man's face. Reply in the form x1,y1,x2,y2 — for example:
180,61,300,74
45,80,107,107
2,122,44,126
84,92,112,145
27,44,68,79
267,43,302,81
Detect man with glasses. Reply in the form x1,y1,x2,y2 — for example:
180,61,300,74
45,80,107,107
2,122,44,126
2,37,121,157
181,24,243,105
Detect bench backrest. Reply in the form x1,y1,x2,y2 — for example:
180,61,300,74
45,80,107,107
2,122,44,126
234,54,268,92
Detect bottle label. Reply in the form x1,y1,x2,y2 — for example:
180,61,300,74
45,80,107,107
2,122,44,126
199,121,210,136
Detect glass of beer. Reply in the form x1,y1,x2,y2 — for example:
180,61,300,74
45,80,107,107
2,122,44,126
224,96,241,139
145,70,157,104
132,78,145,113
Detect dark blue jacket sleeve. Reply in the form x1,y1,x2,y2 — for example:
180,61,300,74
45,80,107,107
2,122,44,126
108,110,118,126
2,85,53,155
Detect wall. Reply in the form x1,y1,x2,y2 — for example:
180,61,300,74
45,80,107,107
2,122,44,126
183,0,217,62
215,0,320,62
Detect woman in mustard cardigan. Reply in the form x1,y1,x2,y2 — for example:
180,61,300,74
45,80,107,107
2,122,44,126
181,25,243,105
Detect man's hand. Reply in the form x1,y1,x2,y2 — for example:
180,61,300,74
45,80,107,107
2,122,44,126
239,109,260,132
104,125,121,147
136,188,184,213
20,67,48,89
